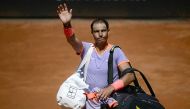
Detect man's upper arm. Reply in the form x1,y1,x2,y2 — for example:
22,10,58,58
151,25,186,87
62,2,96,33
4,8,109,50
114,48,130,72
118,62,131,72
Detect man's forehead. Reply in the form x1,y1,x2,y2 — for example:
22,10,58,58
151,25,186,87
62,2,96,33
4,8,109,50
93,21,106,25
93,23,107,28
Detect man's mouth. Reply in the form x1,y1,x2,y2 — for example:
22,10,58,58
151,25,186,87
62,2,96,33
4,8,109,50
97,38,105,41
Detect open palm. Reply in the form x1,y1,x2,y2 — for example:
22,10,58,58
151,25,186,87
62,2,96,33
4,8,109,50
57,3,72,24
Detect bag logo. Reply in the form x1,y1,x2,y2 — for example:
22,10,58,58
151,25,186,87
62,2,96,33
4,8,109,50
136,105,140,109
67,86,77,99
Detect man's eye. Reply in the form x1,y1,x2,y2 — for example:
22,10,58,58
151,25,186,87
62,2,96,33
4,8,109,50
93,30,99,33
93,29,107,33
102,30,107,32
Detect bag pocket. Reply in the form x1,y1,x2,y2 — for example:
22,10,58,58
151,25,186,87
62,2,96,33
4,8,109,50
134,93,164,109
112,85,165,109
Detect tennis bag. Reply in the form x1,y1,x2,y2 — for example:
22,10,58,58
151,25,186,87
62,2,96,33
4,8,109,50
56,45,93,109
106,46,165,109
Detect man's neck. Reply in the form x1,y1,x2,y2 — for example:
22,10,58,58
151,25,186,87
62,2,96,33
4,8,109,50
95,42,108,51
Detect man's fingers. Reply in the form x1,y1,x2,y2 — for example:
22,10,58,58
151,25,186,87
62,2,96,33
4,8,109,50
64,3,68,11
57,4,64,11
57,10,60,14
57,3,71,14
100,93,108,100
97,90,108,100
69,9,72,14
61,4,65,11
57,5,62,12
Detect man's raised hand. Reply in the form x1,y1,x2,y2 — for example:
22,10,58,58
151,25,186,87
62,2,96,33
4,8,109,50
57,3,72,24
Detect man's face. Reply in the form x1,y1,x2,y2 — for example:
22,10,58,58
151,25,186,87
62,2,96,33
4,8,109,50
92,22,109,45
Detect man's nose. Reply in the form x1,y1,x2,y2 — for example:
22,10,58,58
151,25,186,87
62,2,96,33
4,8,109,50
99,31,103,37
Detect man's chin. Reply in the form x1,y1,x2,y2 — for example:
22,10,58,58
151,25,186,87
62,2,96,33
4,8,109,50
98,39,106,42
95,41,107,46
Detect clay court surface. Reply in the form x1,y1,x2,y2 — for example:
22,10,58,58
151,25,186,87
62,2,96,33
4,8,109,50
0,19,190,109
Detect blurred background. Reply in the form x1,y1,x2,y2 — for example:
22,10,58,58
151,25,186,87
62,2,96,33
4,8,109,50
0,0,190,18
0,0,190,109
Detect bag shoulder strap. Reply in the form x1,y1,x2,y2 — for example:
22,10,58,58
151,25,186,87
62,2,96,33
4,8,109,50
131,68,156,97
77,44,93,80
107,46,156,97
107,45,120,84
108,45,139,85
83,45,94,81
78,44,93,69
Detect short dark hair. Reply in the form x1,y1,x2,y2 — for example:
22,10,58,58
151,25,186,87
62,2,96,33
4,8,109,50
91,18,109,32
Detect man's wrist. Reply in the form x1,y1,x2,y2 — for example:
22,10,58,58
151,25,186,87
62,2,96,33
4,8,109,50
64,28,74,38
63,21,74,38
110,79,124,91
63,22,72,28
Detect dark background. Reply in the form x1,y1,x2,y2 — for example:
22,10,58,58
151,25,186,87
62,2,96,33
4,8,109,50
0,0,190,18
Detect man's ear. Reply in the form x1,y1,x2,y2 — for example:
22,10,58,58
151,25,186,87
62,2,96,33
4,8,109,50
91,28,94,34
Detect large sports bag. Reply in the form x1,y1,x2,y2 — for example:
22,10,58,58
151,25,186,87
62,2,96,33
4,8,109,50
56,45,93,109
105,46,165,109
